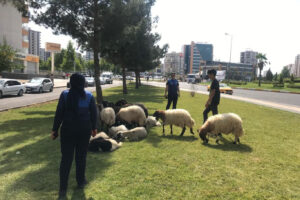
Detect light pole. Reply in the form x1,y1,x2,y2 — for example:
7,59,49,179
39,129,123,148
225,33,233,78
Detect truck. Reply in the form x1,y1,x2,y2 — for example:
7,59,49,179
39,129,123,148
100,72,113,84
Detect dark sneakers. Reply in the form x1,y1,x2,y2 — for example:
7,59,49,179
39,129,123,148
78,180,88,189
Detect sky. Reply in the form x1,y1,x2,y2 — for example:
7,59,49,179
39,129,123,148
29,0,300,73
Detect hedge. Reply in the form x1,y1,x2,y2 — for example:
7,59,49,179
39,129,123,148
223,80,247,85
287,84,300,89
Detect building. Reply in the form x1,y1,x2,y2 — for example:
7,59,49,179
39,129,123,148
0,2,39,74
85,51,94,61
240,50,258,65
163,52,184,75
28,29,41,56
183,42,213,74
39,48,51,61
294,55,300,77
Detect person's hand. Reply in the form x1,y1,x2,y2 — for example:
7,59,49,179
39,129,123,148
51,131,58,140
91,129,97,137
205,102,210,108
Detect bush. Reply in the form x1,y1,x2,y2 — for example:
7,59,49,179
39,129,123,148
253,80,273,84
223,80,247,85
287,84,300,89
273,82,284,88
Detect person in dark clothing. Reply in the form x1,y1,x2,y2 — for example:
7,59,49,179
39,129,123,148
203,69,220,123
165,72,180,110
51,73,98,198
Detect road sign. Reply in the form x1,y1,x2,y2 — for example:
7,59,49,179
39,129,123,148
45,42,61,52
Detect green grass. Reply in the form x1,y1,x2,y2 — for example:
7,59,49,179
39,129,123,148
1,84,300,200
200,81,300,93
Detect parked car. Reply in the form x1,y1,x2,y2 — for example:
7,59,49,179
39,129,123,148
100,72,113,84
85,77,95,87
207,83,233,95
126,76,134,80
25,78,54,93
0,79,26,98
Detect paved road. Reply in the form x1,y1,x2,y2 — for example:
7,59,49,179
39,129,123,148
144,81,300,114
0,81,122,112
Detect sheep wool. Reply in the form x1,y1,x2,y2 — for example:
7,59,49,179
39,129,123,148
118,127,148,142
100,107,116,126
146,116,161,128
109,125,128,138
164,109,195,128
117,105,146,126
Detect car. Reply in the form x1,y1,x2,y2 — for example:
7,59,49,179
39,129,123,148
25,78,54,93
100,72,113,84
126,76,134,80
0,79,26,98
85,77,95,87
67,80,88,88
207,83,233,95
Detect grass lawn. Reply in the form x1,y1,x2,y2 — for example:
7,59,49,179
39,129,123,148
200,81,300,93
0,84,300,200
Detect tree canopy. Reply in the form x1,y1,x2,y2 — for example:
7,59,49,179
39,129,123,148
0,39,16,72
281,66,290,78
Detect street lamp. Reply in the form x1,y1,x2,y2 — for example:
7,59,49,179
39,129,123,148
225,33,233,78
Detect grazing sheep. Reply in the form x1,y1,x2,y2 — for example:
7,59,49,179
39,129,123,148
116,105,146,127
121,103,148,117
146,116,161,128
115,99,128,107
88,132,122,152
117,127,148,142
197,113,244,144
100,107,116,127
153,109,195,136
108,125,128,139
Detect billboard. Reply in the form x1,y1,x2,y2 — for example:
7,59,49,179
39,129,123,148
45,42,61,52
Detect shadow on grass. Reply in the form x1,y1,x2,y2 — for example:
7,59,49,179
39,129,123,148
202,137,252,153
162,135,198,142
0,113,113,199
20,110,55,116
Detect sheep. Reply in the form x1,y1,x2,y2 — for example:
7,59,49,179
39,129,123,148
116,105,146,127
108,125,128,139
197,113,244,144
115,99,128,107
100,107,115,127
153,109,195,136
146,116,161,128
117,127,148,142
88,132,122,152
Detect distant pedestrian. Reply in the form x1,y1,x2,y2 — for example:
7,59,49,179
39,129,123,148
165,72,180,110
51,73,97,198
203,69,220,123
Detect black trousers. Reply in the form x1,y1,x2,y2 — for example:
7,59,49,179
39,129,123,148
166,95,178,110
59,128,91,191
203,104,218,123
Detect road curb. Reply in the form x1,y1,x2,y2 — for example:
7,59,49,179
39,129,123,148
230,87,300,95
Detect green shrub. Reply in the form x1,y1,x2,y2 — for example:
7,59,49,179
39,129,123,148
224,80,247,85
253,80,273,84
273,82,284,88
287,84,300,89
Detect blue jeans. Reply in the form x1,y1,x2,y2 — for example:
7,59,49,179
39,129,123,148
166,95,178,110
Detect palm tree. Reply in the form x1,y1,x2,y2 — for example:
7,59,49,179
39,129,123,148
256,53,269,87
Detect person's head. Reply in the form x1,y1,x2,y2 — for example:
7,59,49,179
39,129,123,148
171,72,176,79
70,73,85,91
67,73,86,112
207,69,217,80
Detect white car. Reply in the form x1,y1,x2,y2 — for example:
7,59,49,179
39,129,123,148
25,78,54,93
85,77,95,87
0,79,26,98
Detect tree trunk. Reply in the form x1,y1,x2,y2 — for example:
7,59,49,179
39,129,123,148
258,68,262,87
93,49,103,104
135,70,139,89
138,73,141,86
122,66,127,94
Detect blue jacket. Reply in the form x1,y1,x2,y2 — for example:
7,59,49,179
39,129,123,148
52,90,98,132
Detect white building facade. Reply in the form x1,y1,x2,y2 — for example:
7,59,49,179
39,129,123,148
163,52,184,75
294,55,300,77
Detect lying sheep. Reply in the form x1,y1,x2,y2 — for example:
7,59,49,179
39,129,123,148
88,132,122,152
108,125,128,139
153,109,195,136
117,127,148,142
146,116,161,128
197,113,244,144
100,107,115,127
116,105,146,127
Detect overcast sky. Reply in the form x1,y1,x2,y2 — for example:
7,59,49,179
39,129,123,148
29,0,300,73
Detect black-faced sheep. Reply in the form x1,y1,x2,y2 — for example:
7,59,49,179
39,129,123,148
197,113,244,144
88,132,122,152
116,127,148,142
153,109,195,136
116,105,146,127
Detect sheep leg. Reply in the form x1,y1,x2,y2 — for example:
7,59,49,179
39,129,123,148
180,127,186,136
170,125,173,135
190,128,194,135
233,136,240,144
163,124,165,136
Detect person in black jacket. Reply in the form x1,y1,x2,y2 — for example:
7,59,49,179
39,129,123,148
51,73,97,197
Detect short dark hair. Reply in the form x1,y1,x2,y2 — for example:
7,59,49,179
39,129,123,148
208,69,217,76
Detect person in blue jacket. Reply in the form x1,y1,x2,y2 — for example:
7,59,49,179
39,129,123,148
165,72,180,109
51,73,97,197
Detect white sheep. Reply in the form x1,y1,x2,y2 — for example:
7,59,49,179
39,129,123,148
108,125,128,139
88,132,122,152
146,116,161,128
116,105,146,126
100,107,115,127
153,109,195,136
197,113,244,144
117,127,148,142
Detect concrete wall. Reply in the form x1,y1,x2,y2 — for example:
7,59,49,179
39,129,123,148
0,2,22,51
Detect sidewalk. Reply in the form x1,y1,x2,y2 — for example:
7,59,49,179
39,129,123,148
53,79,68,88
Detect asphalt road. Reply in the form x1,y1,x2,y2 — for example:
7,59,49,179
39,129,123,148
0,81,122,112
144,81,300,114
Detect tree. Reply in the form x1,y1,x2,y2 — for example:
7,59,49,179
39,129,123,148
256,53,269,87
61,41,76,72
54,49,66,71
291,74,295,83
281,66,290,79
265,68,273,81
0,39,16,72
273,72,278,81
